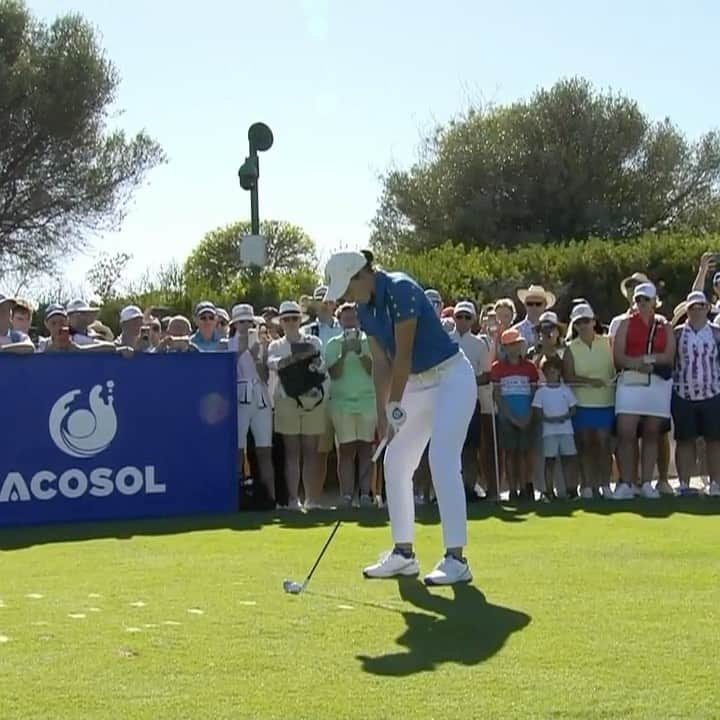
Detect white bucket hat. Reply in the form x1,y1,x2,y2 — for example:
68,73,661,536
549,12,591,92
230,304,263,325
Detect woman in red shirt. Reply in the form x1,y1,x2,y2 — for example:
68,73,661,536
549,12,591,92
613,283,676,500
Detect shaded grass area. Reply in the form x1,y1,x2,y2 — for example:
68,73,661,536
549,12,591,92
1,499,719,719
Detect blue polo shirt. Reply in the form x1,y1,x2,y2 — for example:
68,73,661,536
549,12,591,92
190,329,224,352
357,271,458,374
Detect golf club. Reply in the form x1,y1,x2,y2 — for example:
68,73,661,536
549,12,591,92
282,519,342,595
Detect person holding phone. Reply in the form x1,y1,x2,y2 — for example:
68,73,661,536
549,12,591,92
324,303,377,507
323,251,476,586
228,304,275,504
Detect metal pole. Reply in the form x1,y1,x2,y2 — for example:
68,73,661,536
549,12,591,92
250,152,260,235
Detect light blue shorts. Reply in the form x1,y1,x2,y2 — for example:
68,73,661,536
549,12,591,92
543,434,577,458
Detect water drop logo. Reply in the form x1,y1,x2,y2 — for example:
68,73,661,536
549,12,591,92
49,382,118,458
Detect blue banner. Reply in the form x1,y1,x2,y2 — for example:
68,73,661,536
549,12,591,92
0,353,238,527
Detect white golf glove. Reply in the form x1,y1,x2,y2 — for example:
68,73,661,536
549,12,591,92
385,401,407,434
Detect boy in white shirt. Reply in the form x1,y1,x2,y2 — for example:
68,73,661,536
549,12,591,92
532,356,579,501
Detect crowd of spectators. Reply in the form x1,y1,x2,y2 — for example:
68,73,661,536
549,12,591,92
2,250,720,507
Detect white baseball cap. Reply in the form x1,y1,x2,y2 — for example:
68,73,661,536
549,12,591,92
323,251,368,302
119,305,143,324
313,285,329,301
425,289,442,304
686,291,707,307
633,282,657,301
45,303,67,320
537,311,561,326
570,303,595,322
453,300,477,317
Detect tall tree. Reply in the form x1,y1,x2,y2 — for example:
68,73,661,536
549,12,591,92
0,0,165,272
372,77,720,251
184,219,317,294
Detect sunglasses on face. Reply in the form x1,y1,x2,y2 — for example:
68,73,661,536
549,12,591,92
455,314,472,321
635,296,651,304
689,303,707,310
526,301,544,307
539,323,557,332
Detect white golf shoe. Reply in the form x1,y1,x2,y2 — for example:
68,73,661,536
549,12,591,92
362,549,420,579
423,554,472,586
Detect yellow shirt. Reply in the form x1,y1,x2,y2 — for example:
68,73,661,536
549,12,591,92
567,336,615,407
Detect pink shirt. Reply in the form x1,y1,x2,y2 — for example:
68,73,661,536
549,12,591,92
673,322,720,401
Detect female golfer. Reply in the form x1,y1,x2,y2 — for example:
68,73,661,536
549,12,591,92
324,250,476,585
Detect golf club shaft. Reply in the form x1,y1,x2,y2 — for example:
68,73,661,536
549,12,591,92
372,435,388,463
303,519,342,587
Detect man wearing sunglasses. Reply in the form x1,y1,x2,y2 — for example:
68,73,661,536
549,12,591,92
451,301,493,500
191,301,225,352
513,285,556,348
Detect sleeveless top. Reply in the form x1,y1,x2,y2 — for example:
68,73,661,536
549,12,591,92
624,313,667,357
568,335,615,407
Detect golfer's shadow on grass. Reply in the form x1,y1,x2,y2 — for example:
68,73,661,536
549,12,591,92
357,578,530,676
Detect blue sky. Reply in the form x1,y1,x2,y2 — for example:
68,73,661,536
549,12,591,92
27,0,720,289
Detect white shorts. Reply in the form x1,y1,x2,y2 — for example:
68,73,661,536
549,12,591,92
238,403,272,449
543,434,577,458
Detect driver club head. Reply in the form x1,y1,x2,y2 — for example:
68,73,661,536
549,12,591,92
282,579,304,595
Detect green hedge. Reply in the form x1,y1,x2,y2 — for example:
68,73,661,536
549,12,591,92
379,233,719,320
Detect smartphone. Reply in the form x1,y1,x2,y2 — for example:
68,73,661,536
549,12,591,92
248,328,259,349
59,326,70,341
344,328,359,340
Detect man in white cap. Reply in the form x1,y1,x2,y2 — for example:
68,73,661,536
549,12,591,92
116,305,147,350
0,294,34,353
303,285,342,350
66,298,101,345
450,300,492,500
323,250,476,586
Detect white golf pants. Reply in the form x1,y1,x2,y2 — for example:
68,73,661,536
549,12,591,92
384,351,476,549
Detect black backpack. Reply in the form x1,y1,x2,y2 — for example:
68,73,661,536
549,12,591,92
277,352,326,410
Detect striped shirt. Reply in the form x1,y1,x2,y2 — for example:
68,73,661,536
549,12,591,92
673,322,720,400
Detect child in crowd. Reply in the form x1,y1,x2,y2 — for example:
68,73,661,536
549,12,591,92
532,356,579,501
491,328,539,500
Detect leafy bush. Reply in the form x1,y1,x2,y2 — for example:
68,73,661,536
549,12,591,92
377,233,719,320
